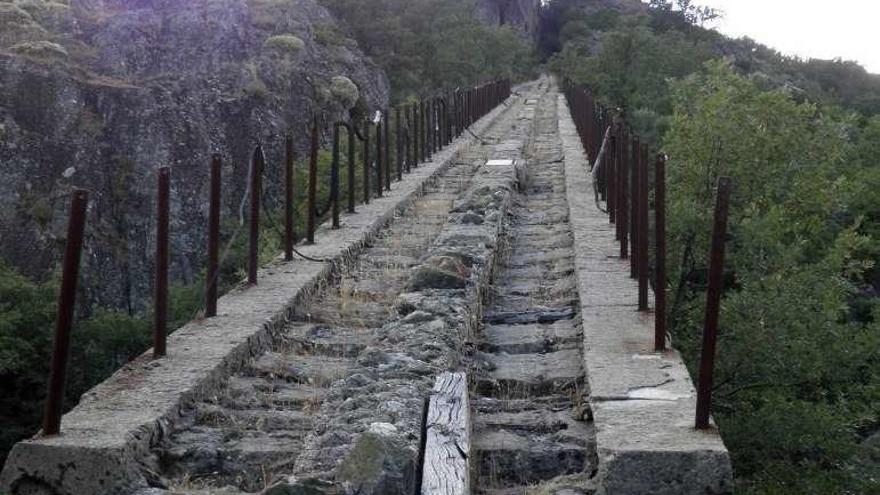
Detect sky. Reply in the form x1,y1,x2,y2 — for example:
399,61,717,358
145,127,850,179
697,0,880,74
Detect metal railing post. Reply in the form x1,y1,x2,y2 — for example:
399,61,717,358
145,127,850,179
206,155,221,317
696,177,732,429
42,189,88,436
248,145,264,284
153,167,170,358
655,154,667,351
306,118,318,244
284,136,295,260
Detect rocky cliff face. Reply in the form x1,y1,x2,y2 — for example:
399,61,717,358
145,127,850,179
477,0,541,38
0,0,388,311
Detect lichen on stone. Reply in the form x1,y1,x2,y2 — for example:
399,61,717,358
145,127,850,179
329,75,359,108
263,34,306,53
9,40,68,60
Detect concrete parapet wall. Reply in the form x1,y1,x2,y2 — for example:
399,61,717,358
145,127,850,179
556,92,733,494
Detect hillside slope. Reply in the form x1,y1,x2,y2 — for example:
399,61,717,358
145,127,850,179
0,0,388,310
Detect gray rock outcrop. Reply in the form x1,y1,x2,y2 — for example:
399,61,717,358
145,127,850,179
0,0,389,310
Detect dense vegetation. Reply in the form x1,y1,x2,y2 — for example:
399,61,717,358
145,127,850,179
550,0,880,492
318,0,538,101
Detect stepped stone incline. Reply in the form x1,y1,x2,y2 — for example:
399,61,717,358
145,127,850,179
0,78,732,495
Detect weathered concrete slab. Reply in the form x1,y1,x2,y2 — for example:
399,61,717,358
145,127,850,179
0,99,514,495
557,91,733,494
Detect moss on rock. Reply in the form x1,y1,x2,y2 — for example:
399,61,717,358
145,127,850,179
263,34,305,53
329,75,359,108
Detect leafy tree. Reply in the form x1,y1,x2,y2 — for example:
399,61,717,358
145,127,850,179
319,0,537,101
663,61,880,494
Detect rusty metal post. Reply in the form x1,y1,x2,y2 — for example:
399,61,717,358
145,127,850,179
284,136,295,261
608,130,616,226
615,125,625,242
42,189,88,436
153,167,170,358
376,118,383,198
655,154,667,351
363,118,370,204
696,177,732,430
406,106,413,173
426,99,433,160
306,118,318,244
249,145,264,284
206,155,221,317
331,124,341,229
619,130,629,259
347,124,356,213
421,100,428,163
396,107,403,181
413,103,419,166
384,109,391,191
638,145,649,311
630,136,640,279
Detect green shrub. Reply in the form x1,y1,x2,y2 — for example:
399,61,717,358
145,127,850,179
263,34,305,53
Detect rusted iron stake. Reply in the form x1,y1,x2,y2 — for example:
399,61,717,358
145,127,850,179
154,167,170,358
363,118,370,204
206,155,221,317
285,136,295,261
630,137,640,279
249,145,264,284
413,103,420,166
696,176,732,430
42,189,88,436
307,118,318,244
376,119,383,198
608,131,617,226
331,124,341,229
405,106,412,173
347,123,356,213
655,154,667,351
638,145,649,311
396,107,403,181
384,110,391,190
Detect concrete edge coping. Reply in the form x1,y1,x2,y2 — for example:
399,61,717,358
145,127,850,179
555,91,733,495
0,96,518,495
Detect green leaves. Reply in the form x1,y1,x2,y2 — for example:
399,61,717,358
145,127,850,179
319,0,536,101
662,61,880,493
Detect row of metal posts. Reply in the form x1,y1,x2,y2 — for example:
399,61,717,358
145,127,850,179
563,80,732,431
38,79,511,436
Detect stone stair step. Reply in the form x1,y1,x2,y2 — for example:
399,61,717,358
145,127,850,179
480,320,580,354
299,296,394,327
478,349,584,397
249,352,355,386
483,306,576,326
474,428,591,488
283,323,373,357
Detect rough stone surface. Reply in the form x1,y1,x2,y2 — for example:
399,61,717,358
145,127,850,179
557,85,733,494
138,85,530,494
0,0,389,309
470,78,596,495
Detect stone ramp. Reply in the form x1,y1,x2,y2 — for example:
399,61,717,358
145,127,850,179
156,141,487,493
471,85,596,495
